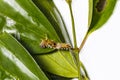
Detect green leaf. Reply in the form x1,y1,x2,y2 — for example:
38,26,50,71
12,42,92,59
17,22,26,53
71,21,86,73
0,0,78,77
0,33,48,80
0,67,15,80
32,0,72,44
46,73,72,80
0,0,60,53
34,51,78,77
88,0,117,34
0,15,6,31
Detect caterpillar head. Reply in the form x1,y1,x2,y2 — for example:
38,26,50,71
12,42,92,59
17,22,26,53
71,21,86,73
56,43,71,50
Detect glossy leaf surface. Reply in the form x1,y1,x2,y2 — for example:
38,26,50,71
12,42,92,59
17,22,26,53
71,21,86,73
0,33,48,80
88,0,117,34
0,0,60,53
0,0,78,77
32,0,72,44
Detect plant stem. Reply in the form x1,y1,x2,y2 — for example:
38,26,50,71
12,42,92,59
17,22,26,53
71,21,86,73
79,32,89,53
76,51,82,80
78,32,90,80
66,1,90,80
67,2,77,48
66,1,82,80
80,61,90,80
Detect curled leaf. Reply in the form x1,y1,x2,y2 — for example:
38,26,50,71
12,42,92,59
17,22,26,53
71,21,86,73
88,0,117,34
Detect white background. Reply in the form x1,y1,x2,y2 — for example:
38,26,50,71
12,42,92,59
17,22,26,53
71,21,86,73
54,0,120,80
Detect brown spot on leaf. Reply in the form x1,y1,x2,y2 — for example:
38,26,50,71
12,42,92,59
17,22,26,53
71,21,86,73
96,0,107,12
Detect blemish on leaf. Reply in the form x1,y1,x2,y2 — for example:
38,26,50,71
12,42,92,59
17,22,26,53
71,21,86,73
96,0,107,12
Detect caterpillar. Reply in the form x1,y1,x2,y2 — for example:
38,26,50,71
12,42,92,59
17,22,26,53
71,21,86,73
40,39,71,50
55,43,71,50
40,39,56,49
